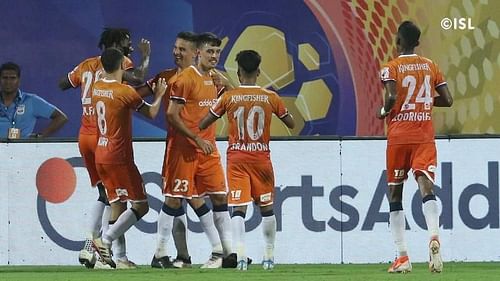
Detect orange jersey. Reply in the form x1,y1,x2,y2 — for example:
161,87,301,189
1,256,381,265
168,66,218,150
380,54,446,145
210,85,289,162
92,78,144,164
67,56,134,135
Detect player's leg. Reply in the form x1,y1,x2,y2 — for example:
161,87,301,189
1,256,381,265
413,143,442,273
94,163,149,268
249,161,276,270
160,148,191,267
231,205,248,270
154,147,195,268
260,204,275,270
386,144,412,273
171,206,191,268
78,134,104,268
227,162,252,270
198,152,235,267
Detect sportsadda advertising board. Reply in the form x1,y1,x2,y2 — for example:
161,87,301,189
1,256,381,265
1,139,499,265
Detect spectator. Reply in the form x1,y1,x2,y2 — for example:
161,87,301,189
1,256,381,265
0,62,67,139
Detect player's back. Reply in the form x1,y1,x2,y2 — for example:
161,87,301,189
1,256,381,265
381,54,446,145
68,56,134,135
92,78,143,165
212,85,288,162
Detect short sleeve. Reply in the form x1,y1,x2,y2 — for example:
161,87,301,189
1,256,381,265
170,74,192,103
433,63,447,88
31,95,57,119
380,62,397,83
272,93,289,119
210,95,227,118
123,87,145,110
122,57,134,71
67,64,82,88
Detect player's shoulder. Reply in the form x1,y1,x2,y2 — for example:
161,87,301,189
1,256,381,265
155,68,177,79
77,56,101,70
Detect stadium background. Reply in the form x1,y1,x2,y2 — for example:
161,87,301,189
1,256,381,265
1,0,498,138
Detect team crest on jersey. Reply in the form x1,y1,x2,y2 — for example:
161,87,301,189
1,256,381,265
16,105,25,115
380,67,389,80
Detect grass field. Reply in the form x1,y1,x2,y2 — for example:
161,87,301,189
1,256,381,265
1,263,500,281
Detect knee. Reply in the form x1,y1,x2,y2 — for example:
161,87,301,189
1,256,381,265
131,202,149,218
210,194,227,206
166,197,182,209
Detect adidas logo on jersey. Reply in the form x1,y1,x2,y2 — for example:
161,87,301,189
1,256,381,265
198,99,218,107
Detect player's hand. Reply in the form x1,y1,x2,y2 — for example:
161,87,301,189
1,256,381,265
138,38,151,58
376,107,388,119
152,78,167,98
194,136,214,155
210,69,233,90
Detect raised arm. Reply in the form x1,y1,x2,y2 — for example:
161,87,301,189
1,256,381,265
138,77,166,119
123,39,151,85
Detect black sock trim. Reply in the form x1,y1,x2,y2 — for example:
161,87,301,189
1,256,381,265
422,194,436,203
194,204,210,217
130,208,142,220
261,210,274,217
213,203,228,212
109,220,116,225
232,210,246,218
389,202,403,212
161,204,184,217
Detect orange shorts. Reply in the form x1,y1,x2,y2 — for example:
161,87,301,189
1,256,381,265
96,163,147,203
163,146,226,199
227,161,275,206
386,143,437,185
78,133,100,186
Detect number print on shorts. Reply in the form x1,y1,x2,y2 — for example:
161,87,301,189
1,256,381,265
173,179,189,192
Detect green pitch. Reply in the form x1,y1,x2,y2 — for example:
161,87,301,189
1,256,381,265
1,263,499,281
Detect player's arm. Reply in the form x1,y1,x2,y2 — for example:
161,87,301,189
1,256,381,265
434,85,453,107
58,76,73,90
123,39,151,85
210,69,234,95
280,113,295,129
138,78,166,119
33,108,68,138
135,83,154,98
199,111,219,130
167,100,213,155
376,81,397,119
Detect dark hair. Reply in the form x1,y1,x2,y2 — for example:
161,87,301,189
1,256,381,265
196,32,221,48
0,62,21,77
98,28,131,50
177,31,198,49
100,48,123,73
398,21,421,48
236,50,261,73
177,31,198,42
